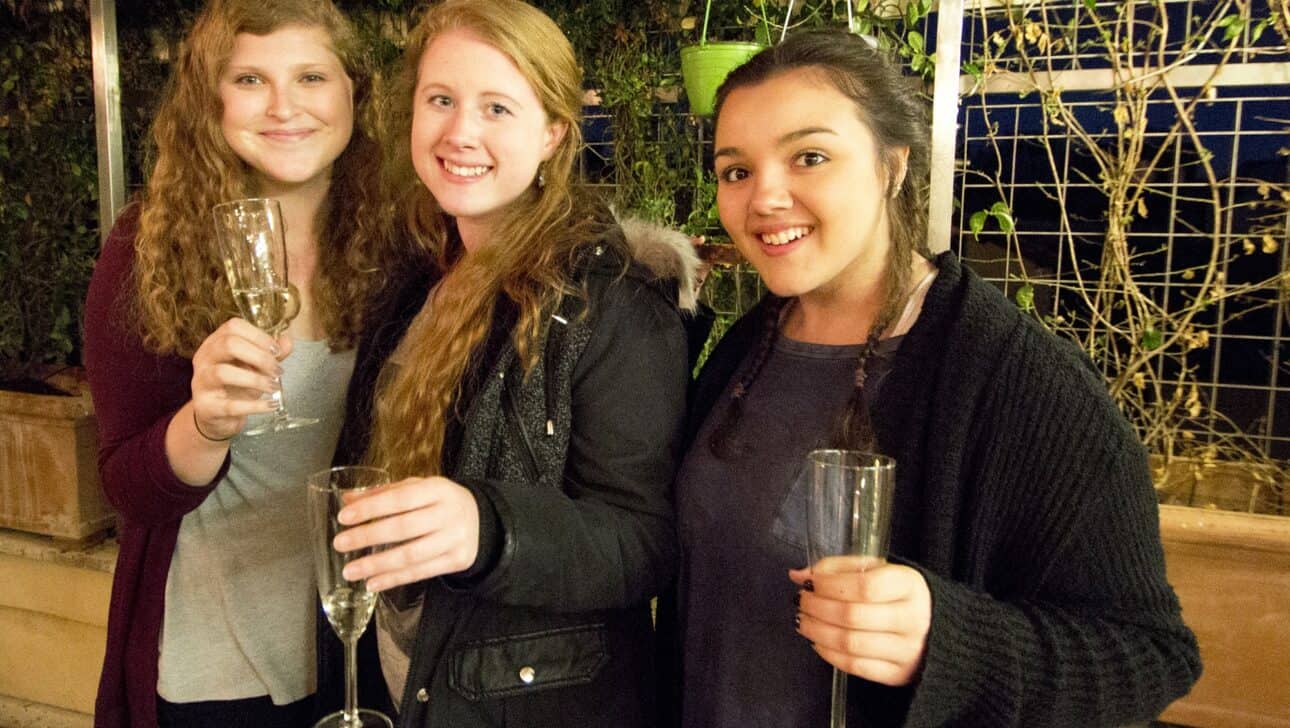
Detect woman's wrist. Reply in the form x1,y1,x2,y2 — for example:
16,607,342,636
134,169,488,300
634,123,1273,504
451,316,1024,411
192,408,234,443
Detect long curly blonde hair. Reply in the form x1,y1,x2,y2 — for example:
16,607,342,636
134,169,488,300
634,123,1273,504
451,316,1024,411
132,0,390,356
368,0,612,479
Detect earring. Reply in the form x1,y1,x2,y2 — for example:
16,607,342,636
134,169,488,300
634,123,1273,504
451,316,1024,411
536,165,546,190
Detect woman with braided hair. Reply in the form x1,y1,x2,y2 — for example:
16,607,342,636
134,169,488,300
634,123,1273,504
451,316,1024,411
659,29,1201,727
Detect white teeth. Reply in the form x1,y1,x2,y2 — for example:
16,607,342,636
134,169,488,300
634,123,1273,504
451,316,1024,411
444,161,490,177
760,227,812,246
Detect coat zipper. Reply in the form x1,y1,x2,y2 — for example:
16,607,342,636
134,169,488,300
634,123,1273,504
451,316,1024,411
499,371,542,483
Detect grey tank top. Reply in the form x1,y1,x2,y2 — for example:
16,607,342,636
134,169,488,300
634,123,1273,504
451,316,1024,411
158,338,355,704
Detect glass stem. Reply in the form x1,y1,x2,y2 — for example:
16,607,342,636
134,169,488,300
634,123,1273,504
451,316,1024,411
344,636,359,724
270,384,289,421
830,667,847,728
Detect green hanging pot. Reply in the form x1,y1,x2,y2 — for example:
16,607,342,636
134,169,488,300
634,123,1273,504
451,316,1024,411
680,41,766,115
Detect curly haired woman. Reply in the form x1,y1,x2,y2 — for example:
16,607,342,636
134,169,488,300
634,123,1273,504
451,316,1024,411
83,1,390,725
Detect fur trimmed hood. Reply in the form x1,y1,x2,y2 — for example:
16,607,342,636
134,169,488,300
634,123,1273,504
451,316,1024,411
619,216,703,313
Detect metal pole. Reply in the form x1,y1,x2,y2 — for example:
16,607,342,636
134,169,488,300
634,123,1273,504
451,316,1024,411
927,0,965,254
91,0,126,246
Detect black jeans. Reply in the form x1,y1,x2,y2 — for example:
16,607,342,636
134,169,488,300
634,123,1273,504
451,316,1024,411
156,693,314,728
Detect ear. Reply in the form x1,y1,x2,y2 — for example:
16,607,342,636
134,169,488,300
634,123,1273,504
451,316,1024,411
887,145,910,198
541,120,568,161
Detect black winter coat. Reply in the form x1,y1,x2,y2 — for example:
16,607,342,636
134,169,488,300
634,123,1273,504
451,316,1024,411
324,224,695,728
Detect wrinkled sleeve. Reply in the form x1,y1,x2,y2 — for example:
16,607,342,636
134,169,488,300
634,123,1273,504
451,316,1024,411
461,276,689,611
902,331,1201,727
83,208,223,526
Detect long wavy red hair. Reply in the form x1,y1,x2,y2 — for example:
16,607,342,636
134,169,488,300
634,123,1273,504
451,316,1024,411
368,0,612,479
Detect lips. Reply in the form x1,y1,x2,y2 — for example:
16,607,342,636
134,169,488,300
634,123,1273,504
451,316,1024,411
758,226,813,246
259,129,315,142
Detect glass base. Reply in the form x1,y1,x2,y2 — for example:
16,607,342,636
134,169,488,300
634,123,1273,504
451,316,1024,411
313,708,393,728
242,414,320,436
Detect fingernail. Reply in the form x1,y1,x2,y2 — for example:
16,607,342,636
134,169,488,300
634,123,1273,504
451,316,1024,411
793,593,801,607
794,614,801,629
804,579,814,592
272,376,282,390
269,343,281,356
342,565,357,580
275,364,285,376
337,509,354,525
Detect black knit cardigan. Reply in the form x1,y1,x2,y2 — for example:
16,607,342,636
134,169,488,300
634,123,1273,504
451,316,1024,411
660,252,1201,727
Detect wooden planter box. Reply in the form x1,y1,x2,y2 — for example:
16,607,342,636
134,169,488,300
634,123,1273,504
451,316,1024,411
1157,505,1290,727
0,383,112,541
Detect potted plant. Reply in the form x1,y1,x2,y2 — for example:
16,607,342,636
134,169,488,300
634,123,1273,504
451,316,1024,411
0,0,112,541
680,0,769,115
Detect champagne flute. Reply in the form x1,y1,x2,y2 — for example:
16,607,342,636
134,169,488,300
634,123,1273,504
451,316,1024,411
308,466,395,728
805,450,896,728
212,197,318,434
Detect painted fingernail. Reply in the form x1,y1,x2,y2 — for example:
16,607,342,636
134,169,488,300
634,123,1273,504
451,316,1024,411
803,579,815,592
793,593,801,607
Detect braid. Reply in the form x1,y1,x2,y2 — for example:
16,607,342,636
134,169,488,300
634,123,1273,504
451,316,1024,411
709,296,789,458
829,316,890,451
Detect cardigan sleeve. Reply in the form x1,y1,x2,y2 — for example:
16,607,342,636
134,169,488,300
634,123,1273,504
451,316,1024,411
459,273,689,611
83,205,224,526
901,325,1201,727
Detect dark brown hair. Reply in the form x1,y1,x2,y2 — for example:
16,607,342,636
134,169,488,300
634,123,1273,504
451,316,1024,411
709,29,932,456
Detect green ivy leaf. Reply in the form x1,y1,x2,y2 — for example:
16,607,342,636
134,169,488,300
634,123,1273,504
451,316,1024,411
907,31,924,54
1141,327,1163,351
1082,0,1096,11
969,210,987,237
1015,284,1035,312
963,62,983,81
990,201,1015,233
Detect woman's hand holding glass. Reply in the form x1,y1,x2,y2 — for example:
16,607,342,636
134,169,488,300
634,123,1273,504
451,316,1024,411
189,317,290,441
333,476,482,592
789,562,932,687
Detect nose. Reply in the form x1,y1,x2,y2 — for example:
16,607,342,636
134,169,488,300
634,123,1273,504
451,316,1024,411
441,109,479,149
749,170,792,216
266,84,298,121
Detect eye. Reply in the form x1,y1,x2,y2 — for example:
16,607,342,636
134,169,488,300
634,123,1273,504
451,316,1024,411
794,150,829,167
233,74,263,85
486,102,513,117
717,165,749,184
300,72,327,83
428,94,453,108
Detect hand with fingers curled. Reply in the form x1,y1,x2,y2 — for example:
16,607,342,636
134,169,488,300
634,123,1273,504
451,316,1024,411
188,317,291,442
331,476,482,593
789,558,933,687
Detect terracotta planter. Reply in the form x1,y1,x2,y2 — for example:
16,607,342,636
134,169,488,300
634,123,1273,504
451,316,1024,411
1157,505,1290,727
0,381,112,541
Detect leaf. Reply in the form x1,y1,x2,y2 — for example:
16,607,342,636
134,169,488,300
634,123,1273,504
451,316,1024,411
1252,18,1269,44
1264,234,1280,254
907,31,924,54
1082,0,1096,10
990,201,1014,233
1136,197,1147,218
1141,327,1163,351
1014,283,1035,312
969,210,987,237
963,62,983,81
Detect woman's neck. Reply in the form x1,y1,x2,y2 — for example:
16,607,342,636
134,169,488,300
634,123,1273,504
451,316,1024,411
784,256,936,346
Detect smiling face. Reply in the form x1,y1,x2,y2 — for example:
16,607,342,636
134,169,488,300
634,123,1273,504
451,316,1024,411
715,68,905,309
410,29,567,251
219,25,354,196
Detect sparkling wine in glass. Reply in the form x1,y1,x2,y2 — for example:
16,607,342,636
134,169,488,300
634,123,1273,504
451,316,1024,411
308,466,394,728
212,197,317,434
806,449,896,728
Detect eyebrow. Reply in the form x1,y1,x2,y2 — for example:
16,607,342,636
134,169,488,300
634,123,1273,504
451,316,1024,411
713,126,838,160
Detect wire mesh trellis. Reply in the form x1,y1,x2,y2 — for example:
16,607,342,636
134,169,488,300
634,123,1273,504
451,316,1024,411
954,0,1289,513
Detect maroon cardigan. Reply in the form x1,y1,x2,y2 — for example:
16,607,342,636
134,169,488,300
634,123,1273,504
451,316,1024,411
85,204,230,728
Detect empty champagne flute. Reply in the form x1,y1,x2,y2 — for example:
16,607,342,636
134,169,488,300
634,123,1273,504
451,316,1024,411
212,197,318,434
308,466,394,728
806,449,896,728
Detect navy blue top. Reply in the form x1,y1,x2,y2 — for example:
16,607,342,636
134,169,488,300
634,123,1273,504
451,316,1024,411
675,332,901,728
